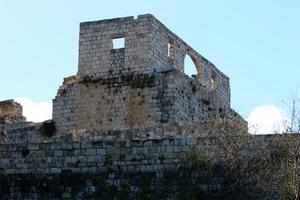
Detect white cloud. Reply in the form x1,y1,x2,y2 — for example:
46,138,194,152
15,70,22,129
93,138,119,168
247,104,290,134
15,97,52,122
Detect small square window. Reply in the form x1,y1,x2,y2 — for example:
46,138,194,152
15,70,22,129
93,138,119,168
112,38,125,49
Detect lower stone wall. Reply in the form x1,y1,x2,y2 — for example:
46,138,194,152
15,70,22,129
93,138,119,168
0,137,225,199
0,138,198,174
0,171,224,199
2,134,295,199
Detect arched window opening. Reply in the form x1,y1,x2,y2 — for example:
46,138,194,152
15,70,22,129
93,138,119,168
211,71,217,91
184,55,198,78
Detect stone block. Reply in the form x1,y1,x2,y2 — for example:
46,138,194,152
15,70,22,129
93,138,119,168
0,144,9,151
27,144,39,151
73,142,81,149
186,137,197,145
84,149,96,156
107,147,120,155
40,143,51,150
92,141,103,148
51,143,62,150
63,142,73,149
63,150,73,156
96,149,106,156
50,168,61,173
175,138,184,146
54,150,63,157
74,150,81,156
143,140,152,146
161,139,170,146
81,141,93,149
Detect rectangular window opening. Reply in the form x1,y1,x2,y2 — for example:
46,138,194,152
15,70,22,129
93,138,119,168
168,43,171,57
112,38,125,49
168,39,174,61
211,71,217,91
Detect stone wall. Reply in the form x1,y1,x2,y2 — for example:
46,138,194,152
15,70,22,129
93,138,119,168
0,122,57,144
53,76,78,133
1,133,293,199
0,137,197,175
0,14,253,199
0,100,26,124
149,15,230,107
54,70,234,134
0,172,219,199
78,15,151,78
0,136,225,199
53,14,238,134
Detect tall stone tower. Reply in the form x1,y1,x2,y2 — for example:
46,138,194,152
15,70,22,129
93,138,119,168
53,14,236,134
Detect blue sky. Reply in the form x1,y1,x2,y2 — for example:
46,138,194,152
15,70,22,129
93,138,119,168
1,0,300,132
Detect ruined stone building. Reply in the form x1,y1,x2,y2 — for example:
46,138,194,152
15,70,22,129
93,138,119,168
52,14,240,135
1,14,242,141
0,14,246,198
0,100,26,125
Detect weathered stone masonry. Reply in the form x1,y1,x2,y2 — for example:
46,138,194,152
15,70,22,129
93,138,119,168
53,14,233,134
0,100,25,124
0,14,246,198
0,136,226,198
0,138,197,174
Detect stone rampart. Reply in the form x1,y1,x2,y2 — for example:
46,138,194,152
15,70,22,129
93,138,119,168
0,137,197,174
